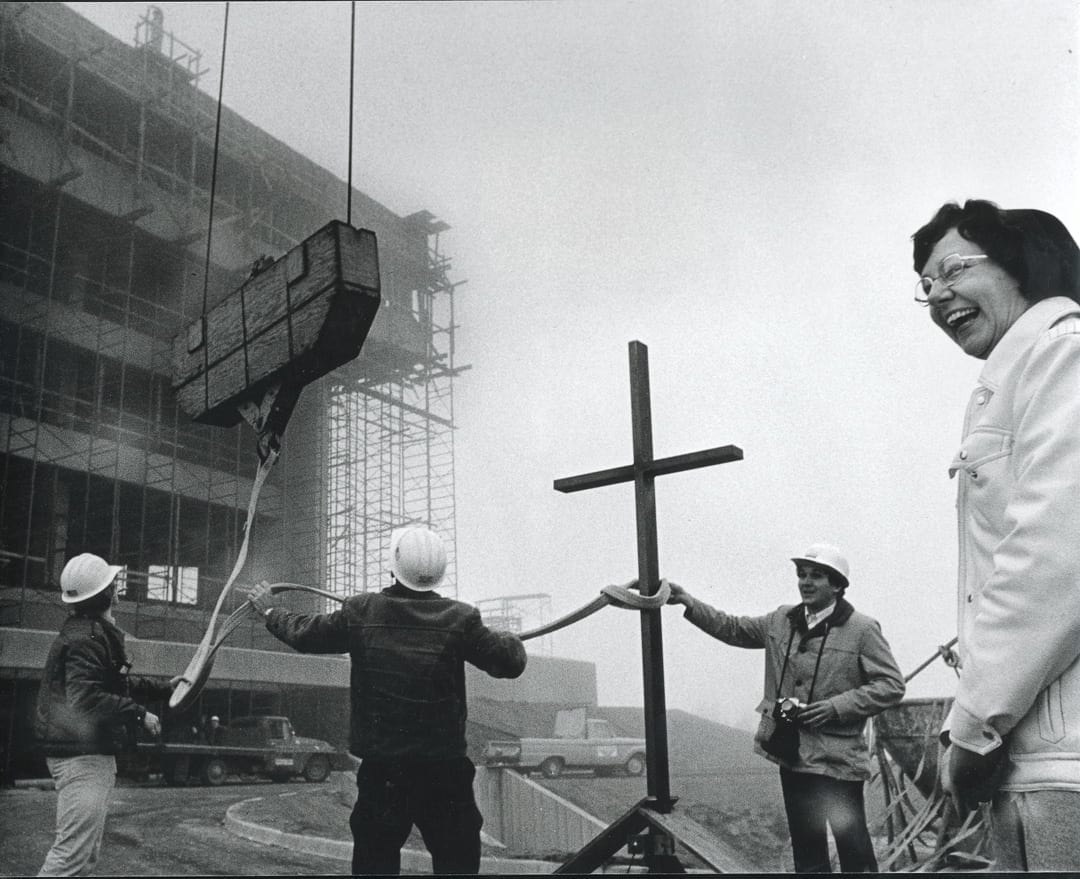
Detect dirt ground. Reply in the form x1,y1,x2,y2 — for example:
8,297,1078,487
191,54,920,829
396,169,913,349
0,775,350,877
540,767,792,871
3,764,920,875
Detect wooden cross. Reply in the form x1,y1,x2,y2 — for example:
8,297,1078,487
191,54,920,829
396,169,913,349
554,340,743,810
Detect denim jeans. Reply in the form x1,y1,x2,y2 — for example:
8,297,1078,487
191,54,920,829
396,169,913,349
39,755,116,877
990,789,1080,872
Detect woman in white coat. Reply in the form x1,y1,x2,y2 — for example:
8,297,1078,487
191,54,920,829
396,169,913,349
912,200,1080,872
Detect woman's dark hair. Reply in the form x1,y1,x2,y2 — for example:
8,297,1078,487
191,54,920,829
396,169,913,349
827,571,848,592
912,199,1080,304
70,582,115,617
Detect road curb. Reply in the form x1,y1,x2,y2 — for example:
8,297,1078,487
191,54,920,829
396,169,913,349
224,796,558,874
12,778,56,791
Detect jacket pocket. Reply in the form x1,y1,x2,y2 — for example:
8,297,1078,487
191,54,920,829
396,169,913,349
950,426,1013,475
950,427,1013,526
1037,679,1066,744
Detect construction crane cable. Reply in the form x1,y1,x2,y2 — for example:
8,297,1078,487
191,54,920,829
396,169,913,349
199,2,229,378
347,0,356,224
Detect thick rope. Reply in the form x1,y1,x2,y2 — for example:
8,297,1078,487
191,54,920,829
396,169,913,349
181,577,672,678
904,636,960,683
169,447,279,711
519,579,671,641
194,582,345,665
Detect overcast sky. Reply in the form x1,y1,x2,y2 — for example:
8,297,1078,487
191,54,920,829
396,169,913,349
69,1,1080,729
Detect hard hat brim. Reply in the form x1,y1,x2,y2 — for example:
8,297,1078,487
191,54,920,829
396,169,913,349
394,575,443,592
790,556,849,588
60,564,124,603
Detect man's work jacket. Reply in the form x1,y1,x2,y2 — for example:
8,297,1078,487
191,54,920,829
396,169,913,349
35,615,166,756
266,583,527,760
683,595,905,781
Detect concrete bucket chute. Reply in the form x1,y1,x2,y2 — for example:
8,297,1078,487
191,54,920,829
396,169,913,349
874,696,951,800
171,221,381,454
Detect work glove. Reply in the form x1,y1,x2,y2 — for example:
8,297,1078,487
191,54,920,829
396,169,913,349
943,742,1010,813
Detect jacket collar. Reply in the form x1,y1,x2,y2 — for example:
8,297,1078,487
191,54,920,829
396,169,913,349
384,582,441,600
979,296,1080,391
63,613,121,637
62,614,127,662
786,596,854,634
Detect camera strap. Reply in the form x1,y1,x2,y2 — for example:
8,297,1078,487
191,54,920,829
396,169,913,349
774,622,831,703
806,625,830,704
774,629,798,700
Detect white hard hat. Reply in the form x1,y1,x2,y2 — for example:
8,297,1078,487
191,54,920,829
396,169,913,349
390,527,447,591
60,553,124,604
791,543,850,588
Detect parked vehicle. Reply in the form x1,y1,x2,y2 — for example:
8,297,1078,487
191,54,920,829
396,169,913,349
483,712,647,778
118,715,353,786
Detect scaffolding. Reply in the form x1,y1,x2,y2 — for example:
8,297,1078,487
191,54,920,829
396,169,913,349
476,594,554,657
326,213,462,602
0,1,463,641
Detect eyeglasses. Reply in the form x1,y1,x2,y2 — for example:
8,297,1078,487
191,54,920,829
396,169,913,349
915,254,989,305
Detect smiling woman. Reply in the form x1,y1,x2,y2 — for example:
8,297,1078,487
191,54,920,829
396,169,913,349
913,200,1080,357
909,200,1080,872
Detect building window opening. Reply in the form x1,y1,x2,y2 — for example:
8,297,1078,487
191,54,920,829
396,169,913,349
146,564,198,604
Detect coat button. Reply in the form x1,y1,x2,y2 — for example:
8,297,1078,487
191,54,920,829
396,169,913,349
959,450,968,460
967,594,974,603
795,679,804,687
976,394,987,405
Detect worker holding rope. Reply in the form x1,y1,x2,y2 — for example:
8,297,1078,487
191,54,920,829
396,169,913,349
244,526,526,875
663,543,905,873
35,554,181,876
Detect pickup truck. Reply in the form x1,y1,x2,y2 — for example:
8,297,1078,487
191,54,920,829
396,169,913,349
483,716,647,778
118,715,353,786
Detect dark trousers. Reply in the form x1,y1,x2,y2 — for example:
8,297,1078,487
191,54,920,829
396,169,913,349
779,767,878,873
350,756,483,875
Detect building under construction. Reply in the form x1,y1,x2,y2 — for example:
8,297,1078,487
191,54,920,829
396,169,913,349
0,2,595,779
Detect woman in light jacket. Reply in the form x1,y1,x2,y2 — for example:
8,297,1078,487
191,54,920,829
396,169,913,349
666,543,905,873
911,200,1080,872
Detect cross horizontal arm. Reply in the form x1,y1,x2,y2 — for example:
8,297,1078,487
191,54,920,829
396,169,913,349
553,464,636,493
553,444,743,494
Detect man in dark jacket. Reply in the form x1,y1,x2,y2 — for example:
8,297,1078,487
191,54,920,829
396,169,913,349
245,526,527,875
35,553,176,876
666,543,905,873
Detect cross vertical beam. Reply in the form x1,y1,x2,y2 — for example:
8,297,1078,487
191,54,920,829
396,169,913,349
554,340,743,820
629,341,671,805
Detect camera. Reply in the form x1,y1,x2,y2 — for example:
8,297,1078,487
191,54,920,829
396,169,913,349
774,697,805,723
